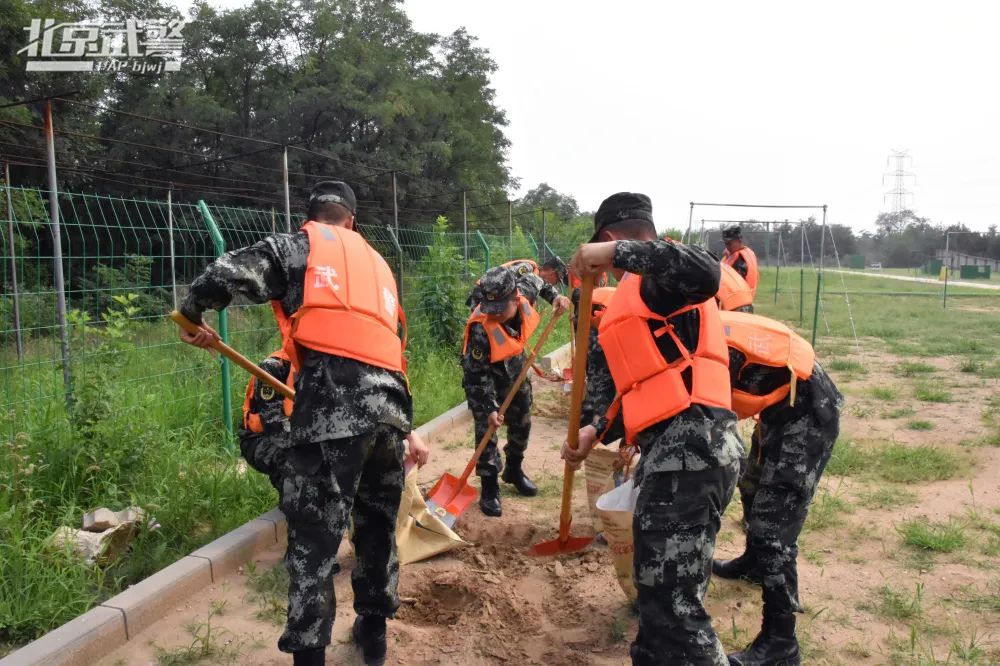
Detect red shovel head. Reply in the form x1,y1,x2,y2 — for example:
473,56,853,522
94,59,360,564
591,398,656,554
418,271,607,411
527,534,594,557
425,473,478,529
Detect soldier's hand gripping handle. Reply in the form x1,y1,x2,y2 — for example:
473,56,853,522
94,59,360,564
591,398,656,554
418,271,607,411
170,310,296,401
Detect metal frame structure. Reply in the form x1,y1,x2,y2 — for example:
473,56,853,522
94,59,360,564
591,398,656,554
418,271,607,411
684,201,828,345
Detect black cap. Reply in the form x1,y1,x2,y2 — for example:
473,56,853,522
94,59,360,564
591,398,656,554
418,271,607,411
309,180,357,215
590,192,654,242
477,266,517,315
722,226,742,241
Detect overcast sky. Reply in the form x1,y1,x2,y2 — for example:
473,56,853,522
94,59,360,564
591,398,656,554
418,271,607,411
178,1,1000,232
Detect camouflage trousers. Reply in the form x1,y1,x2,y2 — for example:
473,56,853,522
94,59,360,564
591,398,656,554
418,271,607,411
739,406,839,615
276,425,405,653
471,380,532,477
630,460,740,666
733,304,754,313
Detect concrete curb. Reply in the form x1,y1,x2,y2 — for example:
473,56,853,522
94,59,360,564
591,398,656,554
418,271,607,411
1,342,570,666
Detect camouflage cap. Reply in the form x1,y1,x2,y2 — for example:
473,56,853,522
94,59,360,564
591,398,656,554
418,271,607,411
541,255,568,285
722,225,742,241
477,266,517,315
309,180,357,214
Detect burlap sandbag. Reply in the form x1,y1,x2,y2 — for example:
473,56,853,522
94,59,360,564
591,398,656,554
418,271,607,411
596,478,639,600
395,463,466,565
584,446,619,529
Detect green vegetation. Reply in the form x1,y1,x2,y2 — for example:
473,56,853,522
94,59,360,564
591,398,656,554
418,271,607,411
877,445,960,483
872,386,900,401
899,518,967,553
153,602,248,666
913,385,953,403
857,485,918,510
829,358,867,374
867,584,924,620
906,420,935,431
245,561,289,626
825,439,872,476
895,362,937,377
804,491,854,531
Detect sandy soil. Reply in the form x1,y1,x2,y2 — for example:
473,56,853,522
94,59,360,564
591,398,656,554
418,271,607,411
100,348,1000,666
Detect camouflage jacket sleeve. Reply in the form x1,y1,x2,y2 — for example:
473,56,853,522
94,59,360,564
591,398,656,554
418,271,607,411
537,280,560,306
462,323,499,413
612,240,721,314
515,273,544,306
180,237,289,324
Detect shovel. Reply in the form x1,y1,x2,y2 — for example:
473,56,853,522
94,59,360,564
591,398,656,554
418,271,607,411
528,274,596,556
426,310,563,527
169,311,295,399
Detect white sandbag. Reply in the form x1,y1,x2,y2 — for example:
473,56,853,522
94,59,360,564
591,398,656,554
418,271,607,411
596,479,639,600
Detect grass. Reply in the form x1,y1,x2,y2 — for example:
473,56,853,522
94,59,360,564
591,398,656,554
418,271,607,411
895,361,937,377
906,419,935,431
245,561,289,625
153,602,248,665
876,444,961,483
857,485,918,510
913,385,953,403
883,406,917,419
825,439,873,476
899,518,967,553
804,490,854,531
866,583,924,620
872,386,901,401
829,358,867,374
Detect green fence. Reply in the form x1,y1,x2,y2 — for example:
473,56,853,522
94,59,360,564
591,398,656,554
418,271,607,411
1,187,582,444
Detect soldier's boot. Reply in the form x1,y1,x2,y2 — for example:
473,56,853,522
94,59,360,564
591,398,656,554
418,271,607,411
728,612,800,666
501,458,538,496
292,646,325,666
712,552,763,585
352,616,387,666
479,475,502,517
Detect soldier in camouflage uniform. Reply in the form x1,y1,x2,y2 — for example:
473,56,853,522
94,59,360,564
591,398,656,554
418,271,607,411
462,266,569,516
563,193,745,666
466,256,567,310
178,181,428,666
713,341,843,666
239,353,293,491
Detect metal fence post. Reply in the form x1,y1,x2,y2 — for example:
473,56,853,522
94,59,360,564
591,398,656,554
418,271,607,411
811,206,827,346
282,146,292,233
392,171,399,235
197,200,233,436
508,200,513,247
462,190,469,273
540,208,546,261
684,202,694,244
475,230,490,269
44,100,72,407
3,160,23,361
167,184,178,309
525,232,540,260
385,224,404,300
799,221,805,324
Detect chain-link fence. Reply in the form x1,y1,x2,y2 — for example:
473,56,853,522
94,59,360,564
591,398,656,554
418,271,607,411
1,186,586,444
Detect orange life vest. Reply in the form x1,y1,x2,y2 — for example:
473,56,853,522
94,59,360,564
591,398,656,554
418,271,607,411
462,295,541,362
272,222,407,373
722,245,759,294
241,350,295,434
720,310,815,419
597,273,731,441
717,262,754,311
590,286,617,328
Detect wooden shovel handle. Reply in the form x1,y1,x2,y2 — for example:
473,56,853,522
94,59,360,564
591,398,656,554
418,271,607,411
170,310,296,401
558,274,594,542
455,309,565,487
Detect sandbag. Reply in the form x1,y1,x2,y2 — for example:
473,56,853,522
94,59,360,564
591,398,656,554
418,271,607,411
584,446,619,529
596,479,639,600
395,462,466,565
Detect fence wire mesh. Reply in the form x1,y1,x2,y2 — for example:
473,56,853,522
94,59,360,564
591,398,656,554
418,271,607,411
1,187,587,443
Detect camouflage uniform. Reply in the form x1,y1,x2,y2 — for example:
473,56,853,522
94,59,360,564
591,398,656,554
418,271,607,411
586,240,745,666
238,354,292,491
462,268,535,478
181,229,412,655
467,259,561,310
729,353,843,617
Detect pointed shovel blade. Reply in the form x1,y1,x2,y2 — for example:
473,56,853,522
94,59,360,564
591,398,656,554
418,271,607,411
425,473,479,528
527,534,594,557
